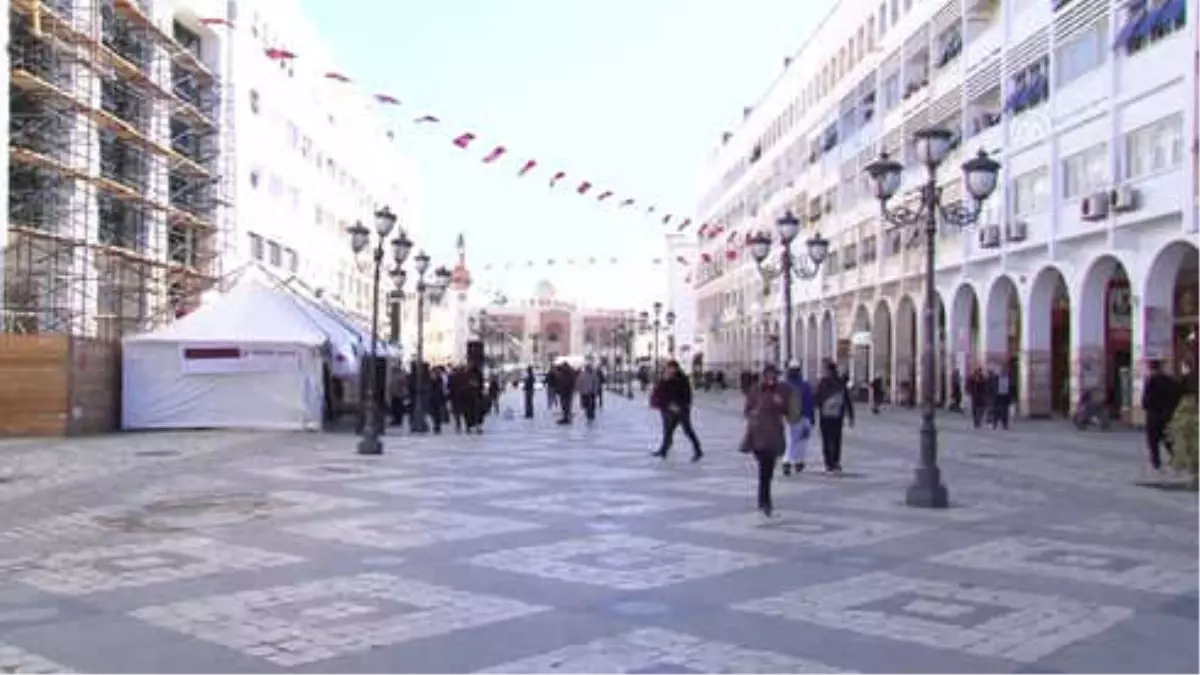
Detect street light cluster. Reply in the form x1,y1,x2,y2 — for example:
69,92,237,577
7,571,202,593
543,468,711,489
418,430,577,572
638,302,676,380
347,207,454,454
747,126,1001,510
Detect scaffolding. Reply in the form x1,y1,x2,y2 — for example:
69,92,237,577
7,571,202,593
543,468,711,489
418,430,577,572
4,0,234,340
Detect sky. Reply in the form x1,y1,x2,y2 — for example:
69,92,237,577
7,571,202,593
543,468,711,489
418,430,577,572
300,0,835,309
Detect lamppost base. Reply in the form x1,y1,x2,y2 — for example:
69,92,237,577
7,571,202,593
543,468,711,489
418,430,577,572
356,436,383,455
905,468,949,508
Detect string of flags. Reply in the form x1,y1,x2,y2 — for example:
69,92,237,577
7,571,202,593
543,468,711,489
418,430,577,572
218,25,739,242
478,255,692,272
478,255,697,285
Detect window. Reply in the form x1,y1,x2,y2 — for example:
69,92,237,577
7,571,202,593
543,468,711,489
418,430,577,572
1011,167,1050,216
249,169,260,189
879,3,888,35
284,247,298,273
1055,19,1107,87
891,0,899,23
268,241,281,266
249,233,264,260
1124,114,1184,179
882,73,901,109
1061,143,1108,198
250,89,260,114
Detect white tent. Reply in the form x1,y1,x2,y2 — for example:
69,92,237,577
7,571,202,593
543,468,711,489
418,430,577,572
122,276,335,431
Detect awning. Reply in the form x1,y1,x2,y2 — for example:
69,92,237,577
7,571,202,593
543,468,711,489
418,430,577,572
1113,10,1150,50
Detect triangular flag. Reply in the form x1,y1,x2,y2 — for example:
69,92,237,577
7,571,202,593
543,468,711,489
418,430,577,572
518,159,537,176
619,198,635,207
549,171,566,187
374,94,400,105
577,181,592,195
265,48,296,60
597,191,613,201
662,215,672,225
414,115,440,124
676,218,692,232
452,133,476,148
325,72,351,82
482,146,506,163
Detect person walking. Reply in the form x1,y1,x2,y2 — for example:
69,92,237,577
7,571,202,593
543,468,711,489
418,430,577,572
544,369,558,411
650,360,703,461
389,364,408,427
426,364,447,434
781,362,815,476
740,364,800,517
989,366,1012,429
522,366,536,419
967,367,988,428
576,364,601,423
488,373,501,415
554,361,577,425
814,360,854,473
1142,360,1181,471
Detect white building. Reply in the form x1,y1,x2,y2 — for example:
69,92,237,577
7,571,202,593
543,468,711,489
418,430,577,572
694,0,1197,423
232,0,421,334
4,0,238,336
664,232,700,364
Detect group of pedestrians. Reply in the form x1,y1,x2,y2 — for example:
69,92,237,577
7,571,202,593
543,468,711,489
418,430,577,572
642,358,855,517
520,361,605,424
387,362,500,434
740,360,855,516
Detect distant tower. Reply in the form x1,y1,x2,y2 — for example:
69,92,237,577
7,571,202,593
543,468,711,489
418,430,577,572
451,232,472,297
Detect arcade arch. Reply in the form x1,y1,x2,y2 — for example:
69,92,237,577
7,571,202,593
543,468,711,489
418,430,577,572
851,305,872,384
1027,265,1071,415
949,283,980,375
1142,240,1199,375
805,314,820,380
894,295,918,404
1076,255,1132,411
984,275,1022,388
872,300,892,390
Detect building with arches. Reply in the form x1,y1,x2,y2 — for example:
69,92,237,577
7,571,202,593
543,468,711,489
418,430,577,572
694,0,1196,423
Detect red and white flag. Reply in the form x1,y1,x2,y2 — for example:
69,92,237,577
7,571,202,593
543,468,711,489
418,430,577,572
518,159,537,176
549,171,566,187
577,181,592,195
482,146,506,163
452,133,476,148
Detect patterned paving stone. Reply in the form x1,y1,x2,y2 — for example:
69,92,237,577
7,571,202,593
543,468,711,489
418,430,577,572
285,510,542,551
0,643,75,674
131,573,549,667
1046,512,1200,547
476,627,853,673
505,464,663,483
931,537,1199,594
662,474,829,498
0,537,303,596
827,487,1034,523
470,533,775,591
734,571,1134,663
489,490,709,517
237,462,412,483
679,512,928,549
349,476,539,499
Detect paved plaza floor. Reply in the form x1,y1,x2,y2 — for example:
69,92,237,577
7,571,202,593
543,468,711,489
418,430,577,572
0,391,1195,673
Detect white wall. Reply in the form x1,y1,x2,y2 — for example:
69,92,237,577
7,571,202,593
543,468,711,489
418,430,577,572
230,0,418,325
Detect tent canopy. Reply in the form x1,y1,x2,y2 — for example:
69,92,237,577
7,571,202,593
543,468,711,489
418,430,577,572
125,275,328,347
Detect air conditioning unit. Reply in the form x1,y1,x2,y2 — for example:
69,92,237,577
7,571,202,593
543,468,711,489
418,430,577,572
1080,192,1109,221
977,224,1001,249
1110,185,1139,212
1006,221,1028,242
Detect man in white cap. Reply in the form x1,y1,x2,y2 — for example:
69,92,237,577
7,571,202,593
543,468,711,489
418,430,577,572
782,360,815,475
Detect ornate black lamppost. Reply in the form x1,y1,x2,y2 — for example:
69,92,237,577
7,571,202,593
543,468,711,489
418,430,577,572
388,268,407,346
863,129,1001,508
347,207,408,455
408,254,452,434
665,309,677,357
639,302,666,380
747,211,829,366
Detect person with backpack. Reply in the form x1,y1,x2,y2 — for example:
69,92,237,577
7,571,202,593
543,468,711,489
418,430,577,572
814,360,854,473
741,364,801,517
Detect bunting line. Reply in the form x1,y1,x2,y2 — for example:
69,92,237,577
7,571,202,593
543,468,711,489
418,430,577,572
251,43,713,237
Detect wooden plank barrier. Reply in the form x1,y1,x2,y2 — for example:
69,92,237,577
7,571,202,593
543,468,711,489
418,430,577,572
0,334,120,437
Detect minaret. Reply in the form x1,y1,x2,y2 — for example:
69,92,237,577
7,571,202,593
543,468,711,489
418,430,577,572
450,233,473,360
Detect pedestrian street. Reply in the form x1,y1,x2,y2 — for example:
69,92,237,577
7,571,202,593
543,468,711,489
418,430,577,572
0,391,1195,673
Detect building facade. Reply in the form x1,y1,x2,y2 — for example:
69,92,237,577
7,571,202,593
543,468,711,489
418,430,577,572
232,0,420,331
664,232,701,365
4,0,236,336
694,0,1197,422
